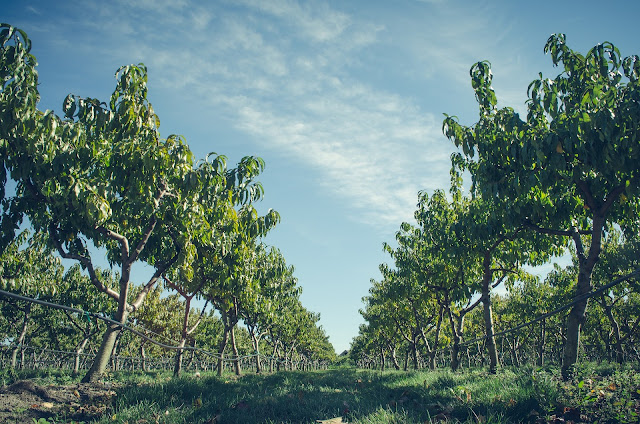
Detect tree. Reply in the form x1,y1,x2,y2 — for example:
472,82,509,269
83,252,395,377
57,265,117,375
196,200,280,376
0,24,215,382
443,35,640,378
240,245,301,373
0,231,63,368
412,189,481,371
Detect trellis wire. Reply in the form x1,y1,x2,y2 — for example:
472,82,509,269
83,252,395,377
455,266,640,349
0,288,291,363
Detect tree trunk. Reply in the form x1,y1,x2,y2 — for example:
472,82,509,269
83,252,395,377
73,337,90,376
229,325,241,376
537,318,546,367
82,271,135,383
561,216,605,379
426,305,444,370
217,326,229,377
403,348,409,371
11,303,31,369
411,340,419,370
250,332,262,373
390,346,400,370
110,332,121,371
173,296,193,378
173,339,187,377
599,297,624,363
481,253,499,374
140,344,147,372
82,321,121,382
447,305,464,371
562,273,590,377
482,297,499,373
509,337,520,367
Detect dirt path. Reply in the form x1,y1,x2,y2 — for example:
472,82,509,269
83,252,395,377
0,379,117,423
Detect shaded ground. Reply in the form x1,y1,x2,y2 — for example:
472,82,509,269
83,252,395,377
0,365,639,423
0,379,117,423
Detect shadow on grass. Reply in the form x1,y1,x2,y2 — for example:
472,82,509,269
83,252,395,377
105,367,558,423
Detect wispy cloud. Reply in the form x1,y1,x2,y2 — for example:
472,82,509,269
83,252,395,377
28,0,502,230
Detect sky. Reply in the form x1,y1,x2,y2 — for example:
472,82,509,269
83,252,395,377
4,0,640,354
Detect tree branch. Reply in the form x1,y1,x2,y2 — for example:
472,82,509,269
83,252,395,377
598,184,626,217
523,220,585,237
128,216,157,264
130,250,180,312
186,299,210,336
575,179,597,211
49,224,119,301
95,226,129,261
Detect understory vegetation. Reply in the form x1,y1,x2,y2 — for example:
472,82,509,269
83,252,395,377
1,363,639,423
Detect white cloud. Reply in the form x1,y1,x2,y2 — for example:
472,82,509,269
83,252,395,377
235,0,352,43
34,0,460,230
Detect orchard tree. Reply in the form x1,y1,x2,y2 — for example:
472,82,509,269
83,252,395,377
241,245,301,373
412,189,482,371
197,202,280,376
130,284,184,370
0,231,63,368
359,288,404,370
58,265,117,375
580,229,640,362
443,35,640,377
383,223,447,370
0,24,223,382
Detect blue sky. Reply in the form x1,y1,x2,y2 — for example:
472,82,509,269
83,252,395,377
5,0,640,354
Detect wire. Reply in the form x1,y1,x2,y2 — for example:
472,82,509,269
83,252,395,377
0,289,274,362
456,266,640,348
428,266,640,354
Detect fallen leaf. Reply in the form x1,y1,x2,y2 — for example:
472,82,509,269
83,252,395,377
608,383,618,391
42,402,54,409
315,417,343,424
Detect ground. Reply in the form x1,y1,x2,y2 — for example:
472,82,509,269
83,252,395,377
0,379,116,423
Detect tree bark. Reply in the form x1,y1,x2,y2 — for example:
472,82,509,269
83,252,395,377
11,303,31,369
537,318,546,367
73,338,89,376
481,252,499,374
250,332,262,373
217,325,229,376
82,321,121,382
561,219,603,379
390,346,400,370
229,325,241,376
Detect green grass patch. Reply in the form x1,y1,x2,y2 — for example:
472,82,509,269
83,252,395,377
4,363,639,423
96,367,562,423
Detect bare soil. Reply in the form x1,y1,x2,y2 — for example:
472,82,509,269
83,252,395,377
0,379,116,423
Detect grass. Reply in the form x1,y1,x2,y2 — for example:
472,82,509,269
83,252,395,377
2,362,639,423
96,366,561,423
